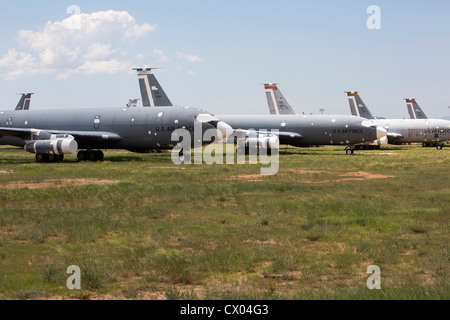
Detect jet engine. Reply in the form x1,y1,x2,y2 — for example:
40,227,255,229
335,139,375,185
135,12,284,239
368,136,388,146
245,136,279,150
24,134,78,155
237,135,279,155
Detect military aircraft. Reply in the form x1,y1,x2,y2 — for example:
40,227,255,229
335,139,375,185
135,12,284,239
346,92,450,150
260,83,388,153
405,98,427,120
135,72,387,155
0,81,232,163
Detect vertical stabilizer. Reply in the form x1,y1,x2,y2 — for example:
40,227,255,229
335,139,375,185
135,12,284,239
15,93,34,110
134,68,173,107
405,99,428,119
263,83,296,115
346,92,374,119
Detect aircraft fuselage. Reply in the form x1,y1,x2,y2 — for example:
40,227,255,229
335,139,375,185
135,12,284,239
216,114,382,146
0,106,216,150
373,118,450,144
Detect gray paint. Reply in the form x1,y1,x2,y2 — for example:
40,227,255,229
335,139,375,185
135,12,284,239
0,106,219,152
15,93,34,111
134,68,173,107
216,114,381,146
370,118,450,144
133,73,380,147
346,92,374,119
346,92,450,144
405,99,428,119
264,83,296,115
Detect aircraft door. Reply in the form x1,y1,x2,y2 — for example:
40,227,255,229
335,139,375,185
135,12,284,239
94,115,101,130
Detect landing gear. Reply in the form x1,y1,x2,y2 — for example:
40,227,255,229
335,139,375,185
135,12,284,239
77,150,104,162
423,143,444,150
36,154,64,163
345,148,354,155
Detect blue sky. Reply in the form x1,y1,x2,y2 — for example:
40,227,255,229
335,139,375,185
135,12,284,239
0,0,449,118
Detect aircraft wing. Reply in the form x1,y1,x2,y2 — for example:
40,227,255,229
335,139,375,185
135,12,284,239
234,129,303,144
0,127,35,138
0,127,122,142
47,130,122,142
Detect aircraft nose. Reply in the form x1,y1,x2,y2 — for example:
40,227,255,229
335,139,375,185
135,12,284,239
376,126,387,139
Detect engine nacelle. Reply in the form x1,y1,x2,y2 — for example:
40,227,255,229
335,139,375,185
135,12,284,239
246,136,279,150
25,139,78,155
368,136,389,146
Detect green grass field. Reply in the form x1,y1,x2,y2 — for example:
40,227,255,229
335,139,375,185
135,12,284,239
0,145,448,300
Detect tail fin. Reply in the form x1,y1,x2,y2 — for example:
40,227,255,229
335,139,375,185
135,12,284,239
405,99,428,119
133,68,173,107
346,92,374,119
15,93,34,110
263,83,296,115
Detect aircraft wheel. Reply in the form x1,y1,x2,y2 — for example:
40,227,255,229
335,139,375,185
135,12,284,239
346,149,354,155
88,151,97,161
36,154,44,163
95,151,104,162
436,144,443,150
77,151,87,161
47,154,56,162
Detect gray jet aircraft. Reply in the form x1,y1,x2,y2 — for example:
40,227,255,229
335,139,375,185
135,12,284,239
346,92,450,149
0,81,232,163
135,72,387,155
261,83,388,153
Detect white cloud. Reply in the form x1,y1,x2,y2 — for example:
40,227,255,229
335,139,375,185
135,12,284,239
0,10,155,79
177,52,205,63
154,49,170,62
